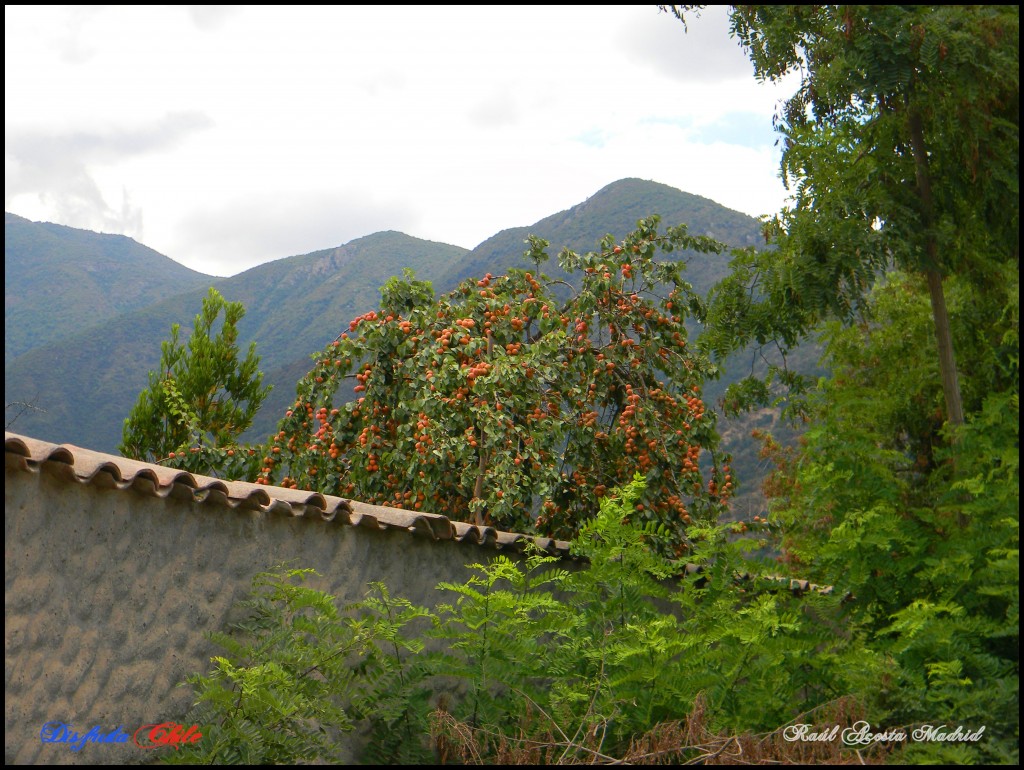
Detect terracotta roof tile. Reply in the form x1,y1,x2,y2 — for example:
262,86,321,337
4,432,572,556
5,432,830,594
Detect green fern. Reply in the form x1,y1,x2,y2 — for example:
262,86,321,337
163,567,357,764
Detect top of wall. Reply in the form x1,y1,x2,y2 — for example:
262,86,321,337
4,432,572,556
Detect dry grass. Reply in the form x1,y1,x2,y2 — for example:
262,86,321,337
429,694,893,765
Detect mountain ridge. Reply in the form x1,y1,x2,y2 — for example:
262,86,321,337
5,179,766,458
4,213,215,360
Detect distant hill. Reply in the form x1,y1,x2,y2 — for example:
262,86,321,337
440,178,762,292
5,231,467,450
4,213,215,360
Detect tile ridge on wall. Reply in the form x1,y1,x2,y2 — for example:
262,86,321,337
4,432,830,596
4,431,572,557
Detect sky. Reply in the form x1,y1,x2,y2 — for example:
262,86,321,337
5,5,798,278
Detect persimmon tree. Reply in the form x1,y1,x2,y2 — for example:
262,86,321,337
120,287,270,478
258,217,733,550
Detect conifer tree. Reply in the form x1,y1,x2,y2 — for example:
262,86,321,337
120,287,270,475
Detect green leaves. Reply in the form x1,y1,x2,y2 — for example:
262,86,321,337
424,476,871,757
165,567,357,765
679,5,1018,430
756,266,1019,763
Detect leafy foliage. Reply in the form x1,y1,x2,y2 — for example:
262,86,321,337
260,218,736,550
661,13,1020,755
343,582,438,765
119,287,270,478
758,270,1019,763
673,5,1019,427
168,481,886,764
163,568,358,764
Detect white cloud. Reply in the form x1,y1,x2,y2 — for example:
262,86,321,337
4,5,796,275
5,113,212,239
186,5,237,30
173,190,418,277
617,5,755,83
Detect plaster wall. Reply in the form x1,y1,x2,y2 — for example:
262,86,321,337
5,462,500,765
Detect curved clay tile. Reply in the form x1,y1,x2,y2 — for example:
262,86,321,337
4,431,569,559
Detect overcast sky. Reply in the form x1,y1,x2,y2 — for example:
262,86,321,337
5,5,797,277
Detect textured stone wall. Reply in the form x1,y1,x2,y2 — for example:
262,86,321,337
4,458,529,764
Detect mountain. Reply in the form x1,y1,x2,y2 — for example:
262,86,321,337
4,179,791,516
440,178,762,292
214,231,468,371
4,230,468,452
4,213,215,361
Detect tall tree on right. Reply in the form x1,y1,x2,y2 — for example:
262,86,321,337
664,8,1020,761
669,5,1019,430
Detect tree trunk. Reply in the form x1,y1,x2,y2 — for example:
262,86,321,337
908,108,965,429
924,268,964,429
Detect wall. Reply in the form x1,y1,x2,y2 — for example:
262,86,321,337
4,433,567,764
